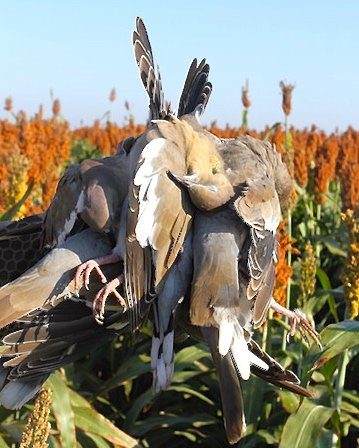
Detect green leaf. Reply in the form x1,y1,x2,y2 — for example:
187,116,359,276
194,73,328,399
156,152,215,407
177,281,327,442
124,389,154,430
243,377,265,425
47,370,77,448
341,400,359,415
279,399,334,448
257,429,279,444
263,122,282,141
277,390,300,414
168,385,214,405
316,268,339,322
47,435,62,448
98,354,151,394
342,390,359,406
172,370,204,383
131,414,215,438
320,236,347,258
69,390,92,409
311,320,359,370
316,429,335,448
0,434,10,448
316,268,332,290
77,431,111,448
174,344,211,370
74,406,141,447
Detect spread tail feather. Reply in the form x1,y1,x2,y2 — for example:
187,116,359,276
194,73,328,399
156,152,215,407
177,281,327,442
133,17,166,119
213,308,251,381
248,339,313,398
178,58,212,118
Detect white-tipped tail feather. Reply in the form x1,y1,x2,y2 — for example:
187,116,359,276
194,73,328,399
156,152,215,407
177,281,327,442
229,324,250,380
213,307,269,380
213,308,236,356
248,352,269,371
151,329,175,393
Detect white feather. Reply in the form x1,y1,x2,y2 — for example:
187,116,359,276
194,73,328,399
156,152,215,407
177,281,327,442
57,190,85,244
155,355,167,393
218,320,234,356
151,335,161,369
133,138,167,248
58,210,77,244
248,352,269,371
230,324,251,380
213,307,236,356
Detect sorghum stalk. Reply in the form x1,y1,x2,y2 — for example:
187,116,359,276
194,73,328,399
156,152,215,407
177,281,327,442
19,387,52,448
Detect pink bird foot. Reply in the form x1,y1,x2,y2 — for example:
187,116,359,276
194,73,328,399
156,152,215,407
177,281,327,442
93,274,126,324
270,298,322,349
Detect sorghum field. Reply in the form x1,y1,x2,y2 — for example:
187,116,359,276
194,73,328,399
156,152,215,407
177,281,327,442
0,87,358,448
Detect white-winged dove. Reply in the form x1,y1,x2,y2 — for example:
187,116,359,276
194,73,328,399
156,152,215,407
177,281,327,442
125,113,321,442
0,221,311,418
126,18,219,392
0,18,320,445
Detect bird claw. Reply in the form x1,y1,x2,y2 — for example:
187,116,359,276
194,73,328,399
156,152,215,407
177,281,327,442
75,259,107,292
287,308,322,349
92,275,126,325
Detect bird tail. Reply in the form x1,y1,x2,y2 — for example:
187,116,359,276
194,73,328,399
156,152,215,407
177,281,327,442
133,17,166,119
178,58,212,118
201,326,246,445
248,339,313,398
150,301,175,393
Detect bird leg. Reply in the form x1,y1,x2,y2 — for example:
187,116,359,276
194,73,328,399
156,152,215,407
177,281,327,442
270,298,322,349
92,273,126,324
75,252,121,290
74,252,126,324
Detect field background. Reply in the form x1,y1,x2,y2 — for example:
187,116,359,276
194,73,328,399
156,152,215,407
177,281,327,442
0,94,358,447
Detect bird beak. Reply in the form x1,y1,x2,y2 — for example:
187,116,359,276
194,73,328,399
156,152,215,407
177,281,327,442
167,171,217,192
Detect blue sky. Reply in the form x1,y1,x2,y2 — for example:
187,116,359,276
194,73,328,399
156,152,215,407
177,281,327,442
1,1,358,131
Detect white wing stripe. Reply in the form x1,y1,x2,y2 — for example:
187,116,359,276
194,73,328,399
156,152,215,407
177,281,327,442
133,138,167,248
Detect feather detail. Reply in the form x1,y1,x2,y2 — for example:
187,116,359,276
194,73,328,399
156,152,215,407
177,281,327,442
178,58,212,118
133,138,168,248
212,307,237,356
229,324,251,381
133,17,166,119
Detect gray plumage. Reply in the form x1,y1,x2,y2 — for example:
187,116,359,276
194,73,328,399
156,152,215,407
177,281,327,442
178,58,212,118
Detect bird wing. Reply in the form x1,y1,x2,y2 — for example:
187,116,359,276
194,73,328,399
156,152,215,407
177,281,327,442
44,155,130,247
125,133,193,330
234,175,280,327
0,296,128,410
43,164,84,247
0,229,113,329
219,136,289,328
133,17,165,119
